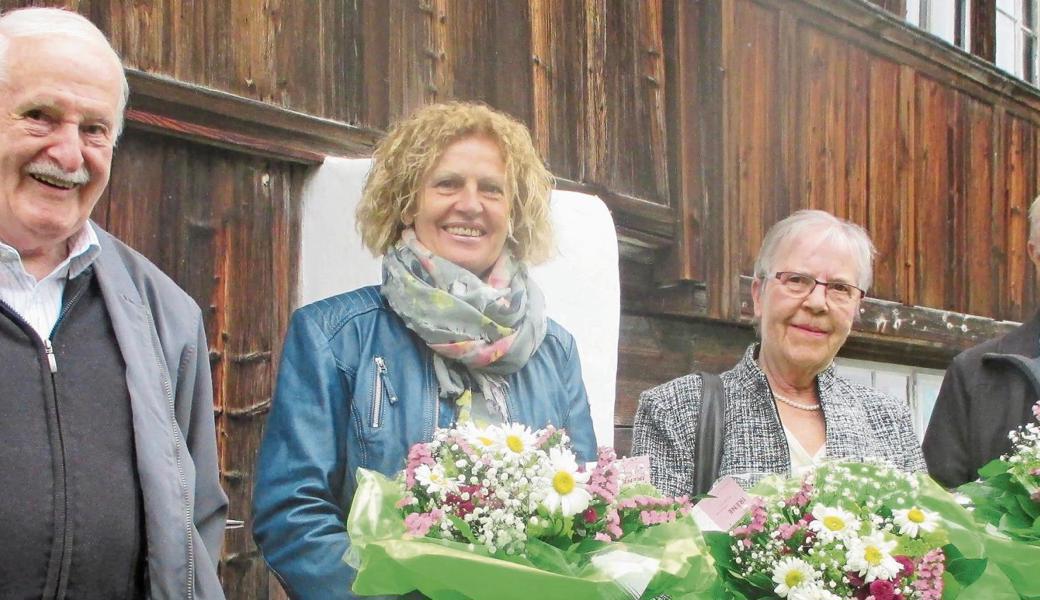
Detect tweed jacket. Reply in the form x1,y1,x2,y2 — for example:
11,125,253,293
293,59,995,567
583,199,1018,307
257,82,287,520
632,345,927,497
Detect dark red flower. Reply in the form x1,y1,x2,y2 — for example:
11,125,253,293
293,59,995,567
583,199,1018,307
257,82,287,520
583,506,598,524
868,579,897,600
894,555,915,577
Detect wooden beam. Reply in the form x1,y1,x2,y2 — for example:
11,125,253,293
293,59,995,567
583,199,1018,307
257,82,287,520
970,0,997,62
125,70,382,163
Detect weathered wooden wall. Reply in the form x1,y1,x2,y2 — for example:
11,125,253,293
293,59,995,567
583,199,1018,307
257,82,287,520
6,0,1040,598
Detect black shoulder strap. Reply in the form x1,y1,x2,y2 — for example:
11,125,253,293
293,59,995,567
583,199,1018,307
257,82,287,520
693,372,725,497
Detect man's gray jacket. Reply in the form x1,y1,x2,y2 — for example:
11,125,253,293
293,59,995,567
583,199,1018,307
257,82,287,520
92,222,228,599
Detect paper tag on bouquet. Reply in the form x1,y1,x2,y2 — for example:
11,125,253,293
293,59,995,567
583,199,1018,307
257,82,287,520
590,548,660,599
613,455,651,484
691,476,751,532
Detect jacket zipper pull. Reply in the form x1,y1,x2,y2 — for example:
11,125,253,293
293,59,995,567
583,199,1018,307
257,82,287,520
44,339,58,373
374,356,398,404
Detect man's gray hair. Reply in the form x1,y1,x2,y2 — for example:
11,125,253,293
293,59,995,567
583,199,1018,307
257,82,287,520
753,209,877,291
1030,196,1040,247
0,7,128,136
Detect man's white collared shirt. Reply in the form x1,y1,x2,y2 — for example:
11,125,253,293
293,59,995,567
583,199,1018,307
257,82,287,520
0,225,102,340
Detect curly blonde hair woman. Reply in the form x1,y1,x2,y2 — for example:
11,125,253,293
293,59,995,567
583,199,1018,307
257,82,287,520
357,101,555,264
254,101,596,599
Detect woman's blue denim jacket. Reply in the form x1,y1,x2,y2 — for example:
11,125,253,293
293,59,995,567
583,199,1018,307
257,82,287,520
252,286,597,599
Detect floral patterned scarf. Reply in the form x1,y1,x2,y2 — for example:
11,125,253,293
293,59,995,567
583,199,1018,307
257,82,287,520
381,228,547,421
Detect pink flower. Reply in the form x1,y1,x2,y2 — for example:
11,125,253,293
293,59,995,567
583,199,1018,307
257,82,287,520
1032,400,1040,421
913,548,945,600
777,523,802,540
594,532,611,542
785,479,814,508
604,507,623,540
403,509,444,537
404,443,435,488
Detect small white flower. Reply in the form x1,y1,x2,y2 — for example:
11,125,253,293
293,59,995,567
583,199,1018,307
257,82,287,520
771,557,816,598
414,463,455,495
539,446,591,516
809,505,860,542
892,507,938,538
845,532,901,582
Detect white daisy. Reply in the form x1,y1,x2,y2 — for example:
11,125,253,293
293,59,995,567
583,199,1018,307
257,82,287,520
459,422,498,452
414,463,455,496
892,507,939,538
540,446,591,516
809,505,861,542
496,422,538,456
771,557,816,598
844,532,901,582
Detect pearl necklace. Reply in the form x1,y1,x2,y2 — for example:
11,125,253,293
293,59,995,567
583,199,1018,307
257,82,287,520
772,393,821,412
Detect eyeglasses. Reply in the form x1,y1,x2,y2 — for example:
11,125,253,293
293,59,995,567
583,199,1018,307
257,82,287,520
772,271,865,304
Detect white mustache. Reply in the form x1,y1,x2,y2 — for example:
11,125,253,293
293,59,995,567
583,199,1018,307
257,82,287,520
25,160,90,185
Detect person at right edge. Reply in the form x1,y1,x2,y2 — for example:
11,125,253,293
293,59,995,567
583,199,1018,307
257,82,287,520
924,195,1040,488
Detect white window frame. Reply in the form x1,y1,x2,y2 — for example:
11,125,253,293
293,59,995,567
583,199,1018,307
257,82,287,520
996,0,1040,84
833,357,946,442
906,0,971,50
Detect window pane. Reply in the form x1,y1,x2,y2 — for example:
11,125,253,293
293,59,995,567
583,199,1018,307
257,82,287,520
998,0,1017,16
997,12,1019,73
906,0,923,26
929,0,958,42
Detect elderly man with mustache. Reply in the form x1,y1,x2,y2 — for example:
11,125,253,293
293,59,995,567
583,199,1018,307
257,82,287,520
0,7,226,599
633,210,926,497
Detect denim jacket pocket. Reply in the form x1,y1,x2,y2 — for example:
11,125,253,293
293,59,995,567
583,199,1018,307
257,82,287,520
369,355,399,429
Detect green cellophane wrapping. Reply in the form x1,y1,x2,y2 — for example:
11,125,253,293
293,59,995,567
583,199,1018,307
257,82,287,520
344,468,721,600
958,459,1040,546
914,474,1040,599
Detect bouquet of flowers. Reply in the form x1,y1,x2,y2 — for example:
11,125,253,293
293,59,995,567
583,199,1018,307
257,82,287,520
344,423,719,600
704,461,1040,599
958,400,1040,545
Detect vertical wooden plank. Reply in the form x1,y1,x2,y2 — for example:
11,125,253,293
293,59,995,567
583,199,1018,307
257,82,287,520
991,106,1008,316
583,0,606,184
960,95,996,316
1005,116,1036,321
970,0,996,62
529,0,552,160
488,0,534,125
731,0,779,275
715,0,736,318
638,0,669,201
913,75,953,309
898,65,917,306
845,45,870,228
776,13,799,231
866,58,906,301
799,25,848,216
360,0,391,130
658,0,703,282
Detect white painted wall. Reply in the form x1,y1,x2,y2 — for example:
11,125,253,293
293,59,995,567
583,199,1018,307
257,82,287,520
298,157,619,447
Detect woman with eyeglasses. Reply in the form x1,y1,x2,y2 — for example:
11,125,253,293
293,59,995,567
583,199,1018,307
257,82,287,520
632,209,925,496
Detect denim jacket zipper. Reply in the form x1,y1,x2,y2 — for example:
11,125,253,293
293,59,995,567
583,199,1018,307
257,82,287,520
370,356,399,428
